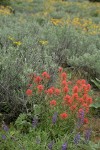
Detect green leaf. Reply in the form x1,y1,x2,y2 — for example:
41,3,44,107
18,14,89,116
91,78,100,89
90,102,100,108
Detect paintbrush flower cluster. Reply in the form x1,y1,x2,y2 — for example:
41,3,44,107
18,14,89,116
26,67,93,131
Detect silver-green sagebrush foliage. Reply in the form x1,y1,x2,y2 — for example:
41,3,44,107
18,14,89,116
0,14,58,122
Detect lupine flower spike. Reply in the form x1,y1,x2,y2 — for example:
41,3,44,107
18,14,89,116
48,141,54,150
52,112,58,124
85,129,91,143
74,133,81,145
62,142,67,150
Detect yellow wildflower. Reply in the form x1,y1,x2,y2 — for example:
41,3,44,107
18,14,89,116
51,18,63,26
0,6,11,15
13,41,22,46
8,36,14,41
39,40,48,45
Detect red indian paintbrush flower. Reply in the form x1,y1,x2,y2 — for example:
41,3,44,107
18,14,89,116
63,95,71,101
72,93,79,100
34,76,42,84
82,103,89,113
87,97,92,105
47,88,54,95
84,118,89,124
73,85,79,93
78,108,84,114
82,103,88,108
70,104,77,111
50,86,55,91
86,84,91,91
58,67,63,72
67,99,73,106
82,84,89,94
42,71,50,79
61,72,67,80
50,100,57,106
81,79,86,84
63,86,69,93
54,88,61,95
77,80,81,86
62,80,67,87
37,84,44,92
26,89,32,96
83,94,88,101
60,112,68,119
79,98,84,104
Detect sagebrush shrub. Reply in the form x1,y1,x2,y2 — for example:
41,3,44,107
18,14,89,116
0,16,57,122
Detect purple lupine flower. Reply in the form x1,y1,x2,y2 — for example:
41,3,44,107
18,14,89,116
52,112,58,124
48,141,54,150
32,117,38,128
62,142,67,150
85,129,91,143
74,133,81,145
2,135,6,140
77,109,84,128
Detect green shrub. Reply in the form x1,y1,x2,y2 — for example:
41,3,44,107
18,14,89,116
15,113,32,133
0,15,57,123
44,25,100,78
0,0,10,6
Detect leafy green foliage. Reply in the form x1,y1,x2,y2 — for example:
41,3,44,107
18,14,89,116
91,78,100,89
90,97,100,109
90,97,100,117
15,113,32,133
0,125,98,150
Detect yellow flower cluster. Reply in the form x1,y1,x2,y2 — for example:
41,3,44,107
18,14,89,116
39,40,48,45
0,6,11,15
13,41,22,46
66,18,100,35
8,36,22,46
51,18,63,26
50,17,100,35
